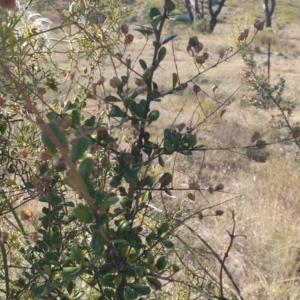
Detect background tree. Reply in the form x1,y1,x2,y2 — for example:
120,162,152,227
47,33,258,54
184,0,227,32
263,0,276,27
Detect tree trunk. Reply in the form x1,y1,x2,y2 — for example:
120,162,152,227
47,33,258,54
263,0,276,28
185,0,202,23
208,0,226,33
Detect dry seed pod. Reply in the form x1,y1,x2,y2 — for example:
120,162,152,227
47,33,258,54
186,44,192,53
194,42,204,53
125,58,131,68
198,212,203,220
134,78,145,87
193,84,201,94
189,182,200,190
251,131,260,143
214,183,224,191
179,82,188,90
40,150,52,161
124,34,134,45
215,210,224,216
101,157,111,167
256,139,267,149
110,77,122,88
290,126,300,138
188,36,200,47
20,209,33,220
97,76,105,85
196,55,206,64
187,193,195,201
175,123,186,131
254,19,265,31
136,85,148,94
243,28,249,38
219,49,225,59
202,52,209,60
212,85,218,92
220,109,226,119
121,24,129,35
238,32,246,41
207,186,214,194
20,149,28,158
0,0,16,9
0,231,9,244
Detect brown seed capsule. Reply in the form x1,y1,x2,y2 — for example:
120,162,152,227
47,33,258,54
193,84,201,94
194,42,204,53
110,77,122,88
56,116,71,130
214,183,224,191
215,210,224,216
196,55,206,64
136,85,148,94
254,19,265,31
238,32,246,41
188,193,195,201
207,186,214,194
0,231,9,244
124,34,134,45
219,49,225,59
198,212,203,220
243,28,249,38
40,150,52,161
188,36,200,48
101,157,111,167
97,76,105,85
179,82,188,90
134,78,145,87
20,209,33,220
20,149,28,158
120,24,129,35
202,52,209,60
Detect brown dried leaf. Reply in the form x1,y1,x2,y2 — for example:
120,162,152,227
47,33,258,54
256,139,267,149
251,131,260,143
189,182,200,190
220,109,226,119
187,193,195,201
198,212,203,220
0,231,9,244
207,186,214,194
175,123,186,131
214,183,224,191
215,210,224,216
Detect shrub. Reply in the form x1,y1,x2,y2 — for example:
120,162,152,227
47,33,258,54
0,0,269,299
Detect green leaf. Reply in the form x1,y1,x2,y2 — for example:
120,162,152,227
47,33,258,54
46,111,59,121
139,59,148,71
158,222,169,236
151,15,161,29
124,169,139,185
71,136,92,161
90,231,104,252
158,155,164,167
41,122,68,155
73,203,94,223
156,256,167,270
134,28,154,36
146,277,162,290
162,240,174,248
164,139,174,154
172,73,178,89
71,110,81,128
158,46,166,62
149,7,161,20
109,105,126,118
61,267,82,281
117,220,129,236
0,119,7,136
104,95,121,103
109,175,122,188
169,15,191,23
161,33,177,45
180,149,192,155
129,284,151,295
71,244,84,264
165,0,176,13
147,110,160,124
78,157,93,180
98,193,119,208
